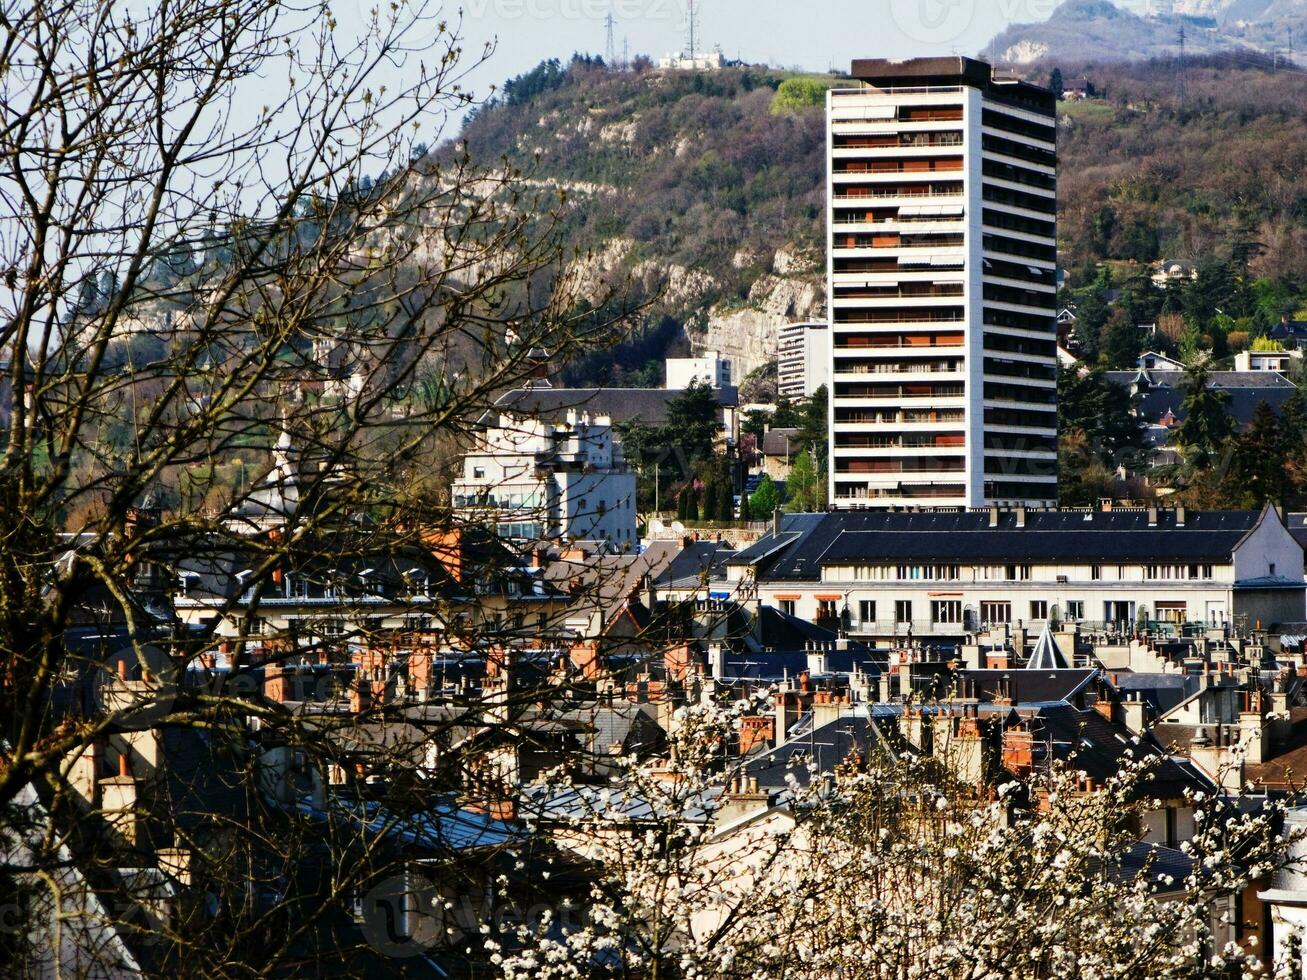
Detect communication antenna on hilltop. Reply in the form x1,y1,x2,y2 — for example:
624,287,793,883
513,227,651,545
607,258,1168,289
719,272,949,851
605,13,617,66
1176,24,1186,103
622,36,629,69
687,0,698,61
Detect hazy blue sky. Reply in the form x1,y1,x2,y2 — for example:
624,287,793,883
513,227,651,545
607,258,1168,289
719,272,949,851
407,0,1060,133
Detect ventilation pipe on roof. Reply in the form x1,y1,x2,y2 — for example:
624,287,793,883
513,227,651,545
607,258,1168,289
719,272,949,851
988,506,999,528
1147,505,1158,527
1176,506,1186,527
1015,506,1026,529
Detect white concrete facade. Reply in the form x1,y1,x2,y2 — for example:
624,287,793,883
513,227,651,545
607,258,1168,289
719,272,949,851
666,351,731,390
724,507,1305,641
825,58,1058,508
1233,348,1302,373
777,322,831,399
453,409,637,546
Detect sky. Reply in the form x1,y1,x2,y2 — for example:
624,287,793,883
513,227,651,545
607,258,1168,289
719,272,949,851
390,0,1064,137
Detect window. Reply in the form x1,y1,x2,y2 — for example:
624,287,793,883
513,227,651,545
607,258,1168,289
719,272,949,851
1270,562,1277,576
1003,564,1031,581
1030,600,1048,620
1155,601,1186,625
1090,565,1101,581
1065,600,1084,621
981,600,1011,624
817,599,838,622
931,600,962,624
895,600,913,625
472,466,485,479
858,600,876,625
779,599,796,617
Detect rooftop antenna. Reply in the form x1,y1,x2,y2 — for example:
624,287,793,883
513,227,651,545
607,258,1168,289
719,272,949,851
1176,24,1186,103
605,12,616,66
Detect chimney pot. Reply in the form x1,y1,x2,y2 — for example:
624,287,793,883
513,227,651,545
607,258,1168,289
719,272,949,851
118,753,131,778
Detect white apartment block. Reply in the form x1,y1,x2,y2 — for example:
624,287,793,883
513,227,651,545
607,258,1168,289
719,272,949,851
666,350,731,390
724,507,1305,643
453,408,637,546
826,57,1058,508
777,321,830,399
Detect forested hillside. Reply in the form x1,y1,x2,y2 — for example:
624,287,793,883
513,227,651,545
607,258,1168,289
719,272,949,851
441,54,1307,383
444,59,831,388
1055,53,1307,284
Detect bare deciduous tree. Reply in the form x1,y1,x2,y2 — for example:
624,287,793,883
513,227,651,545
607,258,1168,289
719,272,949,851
0,1,634,973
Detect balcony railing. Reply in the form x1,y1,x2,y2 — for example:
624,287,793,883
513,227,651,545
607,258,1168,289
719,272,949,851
833,190,963,202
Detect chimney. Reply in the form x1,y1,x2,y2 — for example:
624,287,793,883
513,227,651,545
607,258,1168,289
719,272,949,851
1239,707,1266,764
988,506,999,528
350,676,372,714
709,641,726,681
1015,506,1026,529
68,741,101,808
264,663,291,704
715,774,771,828
1175,505,1186,528
1147,505,1158,527
806,646,828,676
100,751,141,846
1002,726,1034,777
773,507,783,538
739,716,774,755
1122,693,1148,734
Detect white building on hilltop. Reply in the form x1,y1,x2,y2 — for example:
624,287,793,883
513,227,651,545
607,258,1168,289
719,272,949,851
452,408,637,547
666,350,731,390
658,49,724,71
826,57,1058,509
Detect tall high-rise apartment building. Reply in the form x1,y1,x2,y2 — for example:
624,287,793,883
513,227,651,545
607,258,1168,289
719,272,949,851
826,57,1057,508
777,321,830,400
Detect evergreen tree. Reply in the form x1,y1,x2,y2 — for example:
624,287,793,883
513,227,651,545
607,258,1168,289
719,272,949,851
797,385,829,473
1174,355,1234,470
1049,67,1064,96
1103,307,1141,369
666,380,722,462
1222,401,1288,508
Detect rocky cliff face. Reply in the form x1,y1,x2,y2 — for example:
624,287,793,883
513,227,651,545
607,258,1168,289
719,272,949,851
692,252,825,384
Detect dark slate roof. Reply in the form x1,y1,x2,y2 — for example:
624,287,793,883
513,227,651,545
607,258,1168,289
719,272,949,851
1108,842,1195,890
653,540,736,589
760,427,803,456
1286,513,1307,553
728,510,1264,581
1029,704,1201,799
492,385,739,427
744,715,890,790
1270,320,1307,342
1110,672,1199,714
1102,369,1298,430
960,668,1097,705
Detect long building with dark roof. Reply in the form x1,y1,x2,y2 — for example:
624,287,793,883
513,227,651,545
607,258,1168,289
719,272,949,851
724,505,1304,641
